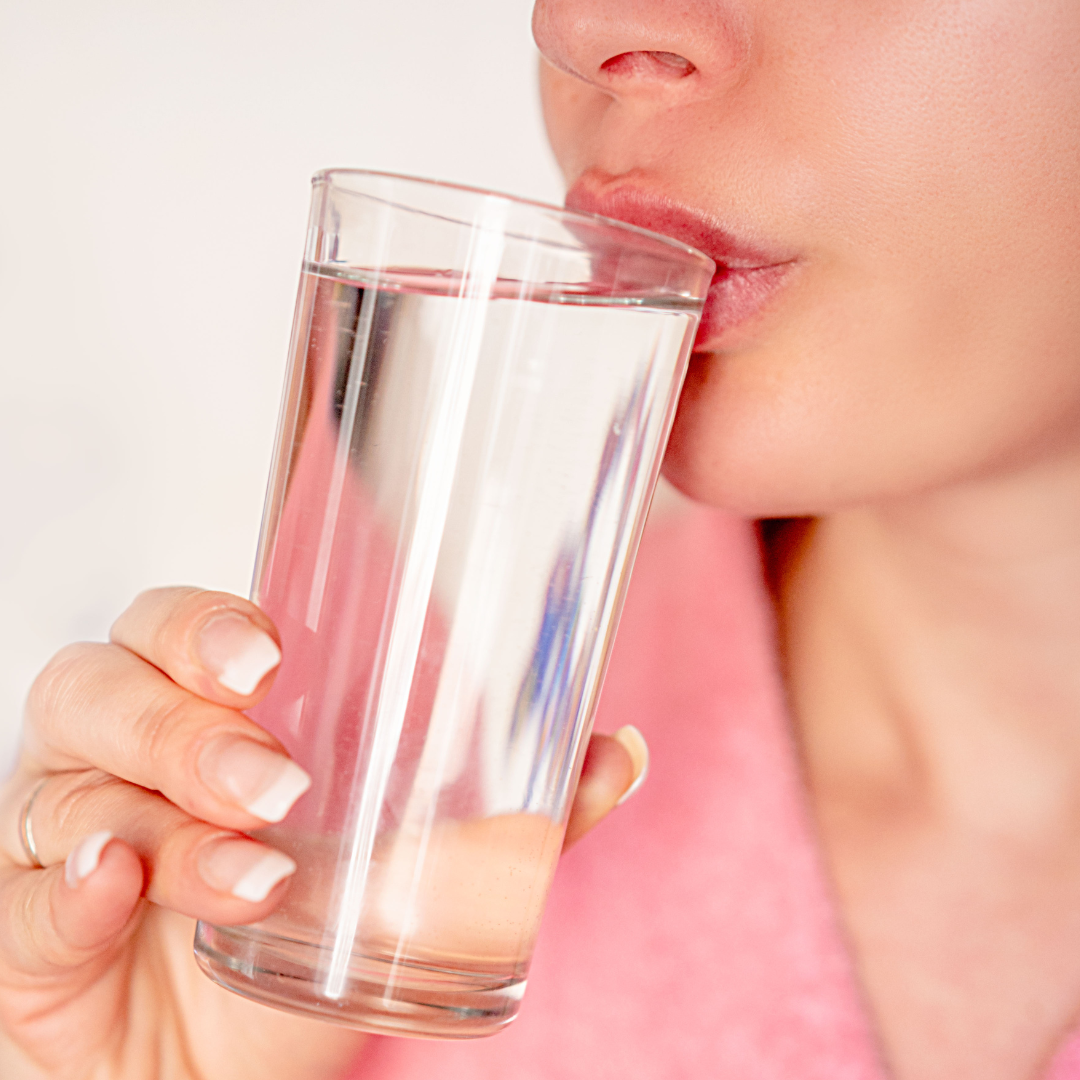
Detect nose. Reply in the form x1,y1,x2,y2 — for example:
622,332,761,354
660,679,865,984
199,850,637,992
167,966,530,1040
532,0,750,100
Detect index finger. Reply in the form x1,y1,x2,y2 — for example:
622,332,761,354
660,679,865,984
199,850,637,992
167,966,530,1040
110,587,282,707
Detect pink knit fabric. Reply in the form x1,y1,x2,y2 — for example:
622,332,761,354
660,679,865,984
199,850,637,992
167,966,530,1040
345,506,1080,1078
1048,1036,1080,1080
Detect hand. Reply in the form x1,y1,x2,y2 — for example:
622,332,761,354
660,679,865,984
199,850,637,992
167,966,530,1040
0,587,647,1080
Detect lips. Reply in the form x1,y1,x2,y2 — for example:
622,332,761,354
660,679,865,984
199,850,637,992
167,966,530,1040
565,178,796,347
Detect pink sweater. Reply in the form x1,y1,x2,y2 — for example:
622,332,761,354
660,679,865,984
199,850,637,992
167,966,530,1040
349,507,1080,1079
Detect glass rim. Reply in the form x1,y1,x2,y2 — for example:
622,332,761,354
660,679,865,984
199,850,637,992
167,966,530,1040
312,167,716,274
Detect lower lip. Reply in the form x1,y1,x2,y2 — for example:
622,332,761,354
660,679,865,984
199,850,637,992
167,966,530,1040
696,263,794,347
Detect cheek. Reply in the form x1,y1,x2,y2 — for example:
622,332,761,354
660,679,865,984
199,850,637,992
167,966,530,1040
664,3,1080,516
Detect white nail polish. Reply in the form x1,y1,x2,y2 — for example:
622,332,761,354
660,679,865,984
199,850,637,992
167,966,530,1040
216,633,282,696
231,851,297,903
201,739,312,822
243,760,312,823
197,614,282,696
614,725,650,806
65,831,113,888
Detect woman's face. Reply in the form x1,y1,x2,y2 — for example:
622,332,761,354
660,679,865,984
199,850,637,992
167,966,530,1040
534,0,1080,517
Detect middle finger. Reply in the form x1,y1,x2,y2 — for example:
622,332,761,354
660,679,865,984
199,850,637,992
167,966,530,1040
21,642,309,832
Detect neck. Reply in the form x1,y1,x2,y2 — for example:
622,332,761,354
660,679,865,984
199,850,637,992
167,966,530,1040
777,449,1080,837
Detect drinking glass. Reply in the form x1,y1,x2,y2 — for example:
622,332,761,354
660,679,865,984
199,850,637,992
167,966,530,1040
194,169,713,1038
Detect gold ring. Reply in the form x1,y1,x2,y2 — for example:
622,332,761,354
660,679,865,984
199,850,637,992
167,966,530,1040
18,778,49,869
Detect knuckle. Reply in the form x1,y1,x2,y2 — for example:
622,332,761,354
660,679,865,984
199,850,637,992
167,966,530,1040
26,643,109,732
110,586,195,651
134,691,241,790
136,691,203,772
159,816,216,863
48,771,127,839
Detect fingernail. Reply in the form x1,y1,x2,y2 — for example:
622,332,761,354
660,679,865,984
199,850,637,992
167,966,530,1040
613,725,650,806
199,737,311,822
197,613,281,695
65,831,113,889
198,838,296,902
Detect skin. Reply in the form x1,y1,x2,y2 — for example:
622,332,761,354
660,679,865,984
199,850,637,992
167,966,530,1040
535,1,1080,1078
0,588,638,1079
3,2,1080,1079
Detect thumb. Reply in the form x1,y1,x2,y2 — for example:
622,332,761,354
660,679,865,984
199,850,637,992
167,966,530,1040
0,835,143,1057
563,726,650,849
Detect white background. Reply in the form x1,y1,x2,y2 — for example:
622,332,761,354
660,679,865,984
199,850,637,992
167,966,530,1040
0,0,564,772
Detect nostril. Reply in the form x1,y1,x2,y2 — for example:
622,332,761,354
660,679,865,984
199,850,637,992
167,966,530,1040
644,51,696,75
600,50,697,79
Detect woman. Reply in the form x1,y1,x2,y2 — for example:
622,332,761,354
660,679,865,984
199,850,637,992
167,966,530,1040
3,1,1080,1077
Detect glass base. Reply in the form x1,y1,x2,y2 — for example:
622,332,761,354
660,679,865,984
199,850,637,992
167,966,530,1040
193,922,525,1039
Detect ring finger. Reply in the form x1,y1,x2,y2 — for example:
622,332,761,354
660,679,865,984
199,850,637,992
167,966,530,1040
0,769,297,923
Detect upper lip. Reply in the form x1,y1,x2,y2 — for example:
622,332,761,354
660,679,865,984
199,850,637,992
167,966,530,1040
565,175,793,273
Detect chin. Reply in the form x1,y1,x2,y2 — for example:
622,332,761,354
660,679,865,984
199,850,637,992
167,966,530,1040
661,448,871,521
660,351,928,519
660,431,796,520
658,364,807,519
660,399,882,521
660,448,788,520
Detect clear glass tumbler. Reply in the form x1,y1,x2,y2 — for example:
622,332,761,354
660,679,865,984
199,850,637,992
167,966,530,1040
194,169,713,1038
